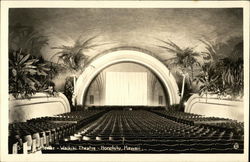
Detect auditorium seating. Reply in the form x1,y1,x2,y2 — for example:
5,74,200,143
8,121,76,154
46,109,243,153
9,107,244,154
150,110,243,133
8,109,106,154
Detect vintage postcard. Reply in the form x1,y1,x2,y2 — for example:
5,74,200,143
1,1,249,162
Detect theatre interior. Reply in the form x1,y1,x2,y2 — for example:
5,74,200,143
8,8,245,154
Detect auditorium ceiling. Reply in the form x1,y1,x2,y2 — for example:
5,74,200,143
9,8,243,62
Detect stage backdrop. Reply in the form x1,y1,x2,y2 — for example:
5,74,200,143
105,72,147,105
85,63,166,106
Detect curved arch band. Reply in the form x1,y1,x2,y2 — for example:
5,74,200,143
74,49,180,106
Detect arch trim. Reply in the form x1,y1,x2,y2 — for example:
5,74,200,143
74,49,180,106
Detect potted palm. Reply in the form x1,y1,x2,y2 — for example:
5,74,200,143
157,39,203,103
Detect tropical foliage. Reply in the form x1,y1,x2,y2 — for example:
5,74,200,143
199,36,242,63
194,63,220,101
199,38,223,62
196,37,243,99
158,39,202,80
9,49,51,98
157,39,204,102
9,23,55,98
217,57,243,98
51,36,107,71
158,36,243,101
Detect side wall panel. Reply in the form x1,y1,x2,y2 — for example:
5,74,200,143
185,94,244,122
9,92,70,123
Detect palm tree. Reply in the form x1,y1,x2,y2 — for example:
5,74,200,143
157,39,203,101
199,36,243,64
51,36,108,72
199,38,221,63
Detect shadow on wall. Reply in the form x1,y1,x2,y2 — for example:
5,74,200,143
9,92,71,123
185,94,244,122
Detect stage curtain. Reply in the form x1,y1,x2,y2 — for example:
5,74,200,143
105,72,147,105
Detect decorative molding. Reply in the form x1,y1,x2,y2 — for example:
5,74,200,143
74,48,180,106
9,92,71,123
185,94,244,121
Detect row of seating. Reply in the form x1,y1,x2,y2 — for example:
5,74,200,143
9,121,76,154
9,109,106,154
9,108,244,154
75,110,240,140
54,110,243,153
29,110,105,122
150,110,244,140
151,110,232,123
201,122,244,134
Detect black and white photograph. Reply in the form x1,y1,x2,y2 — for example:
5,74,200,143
0,1,249,162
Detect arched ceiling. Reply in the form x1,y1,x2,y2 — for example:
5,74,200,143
9,8,243,62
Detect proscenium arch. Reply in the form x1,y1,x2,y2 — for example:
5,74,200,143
74,48,180,106
83,62,171,106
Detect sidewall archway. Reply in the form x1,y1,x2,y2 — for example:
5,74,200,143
73,49,180,106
